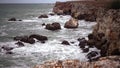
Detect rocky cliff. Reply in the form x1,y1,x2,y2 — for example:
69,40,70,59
53,0,120,57
92,9,120,56
33,1,120,68
53,1,109,22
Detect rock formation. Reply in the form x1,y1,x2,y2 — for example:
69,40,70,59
8,18,17,21
45,22,61,30
38,14,48,18
54,0,120,57
33,56,120,68
53,1,108,21
33,1,120,67
92,9,120,56
64,18,78,28
14,34,48,44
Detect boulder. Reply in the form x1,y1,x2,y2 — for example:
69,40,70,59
79,39,87,49
82,48,89,53
14,36,35,44
64,18,78,28
8,17,17,21
42,23,46,26
38,14,48,18
2,46,14,51
6,51,13,54
15,41,24,47
13,36,28,41
45,22,61,30
20,37,35,44
49,13,55,16
77,38,85,42
29,34,48,42
61,40,70,45
87,51,100,61
14,34,48,44
18,19,22,21
88,33,95,40
87,40,95,48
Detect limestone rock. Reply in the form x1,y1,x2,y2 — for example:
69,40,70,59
33,56,120,68
64,18,78,28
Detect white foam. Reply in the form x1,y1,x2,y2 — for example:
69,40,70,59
10,39,88,62
22,19,40,22
47,15,71,24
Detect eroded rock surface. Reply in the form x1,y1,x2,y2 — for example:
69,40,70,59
33,56,120,68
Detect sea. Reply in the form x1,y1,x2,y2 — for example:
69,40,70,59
0,4,99,68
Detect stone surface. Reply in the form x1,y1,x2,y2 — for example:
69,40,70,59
33,56,120,68
2,46,14,51
38,14,48,18
92,9,120,56
61,40,70,45
29,34,48,41
64,18,78,28
45,22,61,30
15,41,24,47
14,34,48,44
8,18,17,21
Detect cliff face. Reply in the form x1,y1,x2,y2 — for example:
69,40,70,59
93,9,120,56
53,1,120,57
53,1,108,22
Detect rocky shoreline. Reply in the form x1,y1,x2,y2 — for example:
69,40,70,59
34,56,120,68
34,0,120,68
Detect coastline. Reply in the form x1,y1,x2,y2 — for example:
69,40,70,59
34,0,120,68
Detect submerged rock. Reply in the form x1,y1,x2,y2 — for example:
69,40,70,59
38,14,48,18
14,36,28,41
45,22,61,30
64,18,78,28
8,17,17,21
49,13,55,16
87,51,100,61
20,37,35,44
42,23,46,26
15,41,24,47
14,35,35,44
29,34,48,42
1,46,14,51
6,51,13,54
79,39,87,49
82,48,89,53
61,40,70,45
14,34,48,44
77,38,85,42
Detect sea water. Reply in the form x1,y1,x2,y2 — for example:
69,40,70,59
0,4,98,68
